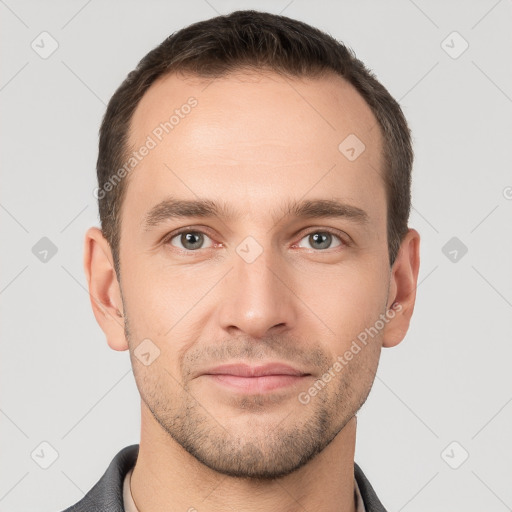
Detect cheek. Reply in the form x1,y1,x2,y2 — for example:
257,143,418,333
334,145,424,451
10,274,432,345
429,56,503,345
298,259,387,317
125,278,175,337
122,256,218,360
291,259,388,356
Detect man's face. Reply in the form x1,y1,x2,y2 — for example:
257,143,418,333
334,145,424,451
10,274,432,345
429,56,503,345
119,70,390,478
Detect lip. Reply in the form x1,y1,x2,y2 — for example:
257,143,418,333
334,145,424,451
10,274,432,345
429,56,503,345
201,363,311,393
202,363,308,377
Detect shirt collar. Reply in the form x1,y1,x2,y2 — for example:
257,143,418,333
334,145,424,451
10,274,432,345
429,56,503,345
123,467,366,512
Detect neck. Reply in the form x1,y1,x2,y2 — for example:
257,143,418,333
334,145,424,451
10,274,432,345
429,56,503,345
130,403,358,512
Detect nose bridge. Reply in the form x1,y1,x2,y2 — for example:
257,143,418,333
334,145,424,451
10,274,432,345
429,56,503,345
219,234,295,337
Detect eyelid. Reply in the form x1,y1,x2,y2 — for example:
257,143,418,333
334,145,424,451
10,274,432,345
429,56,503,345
294,227,351,248
162,226,218,247
162,225,351,252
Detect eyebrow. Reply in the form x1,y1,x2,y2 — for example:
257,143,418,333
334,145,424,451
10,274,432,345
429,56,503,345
142,197,369,231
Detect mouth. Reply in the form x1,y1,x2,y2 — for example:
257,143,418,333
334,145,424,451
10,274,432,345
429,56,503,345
201,363,311,393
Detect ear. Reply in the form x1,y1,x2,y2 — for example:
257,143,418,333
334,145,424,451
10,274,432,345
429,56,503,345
382,228,421,348
83,227,128,351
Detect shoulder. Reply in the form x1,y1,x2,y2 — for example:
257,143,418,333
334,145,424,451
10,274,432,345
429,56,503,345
59,444,139,512
354,462,388,512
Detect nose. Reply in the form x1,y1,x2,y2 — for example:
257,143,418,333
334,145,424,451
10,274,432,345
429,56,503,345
217,240,298,339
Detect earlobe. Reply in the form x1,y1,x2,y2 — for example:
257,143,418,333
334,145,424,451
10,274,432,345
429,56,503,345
382,228,421,348
83,227,128,351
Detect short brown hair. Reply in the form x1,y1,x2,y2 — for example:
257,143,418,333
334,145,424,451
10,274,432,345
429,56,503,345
97,10,413,277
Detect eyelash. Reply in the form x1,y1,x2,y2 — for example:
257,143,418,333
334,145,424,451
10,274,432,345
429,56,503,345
162,227,350,252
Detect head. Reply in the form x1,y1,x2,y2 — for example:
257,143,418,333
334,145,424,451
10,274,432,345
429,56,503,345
85,10,420,479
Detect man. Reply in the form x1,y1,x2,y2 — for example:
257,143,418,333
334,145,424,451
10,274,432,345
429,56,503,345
64,9,420,512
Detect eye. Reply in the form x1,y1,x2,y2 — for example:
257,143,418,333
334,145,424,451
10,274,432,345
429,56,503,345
167,230,214,251
296,230,345,250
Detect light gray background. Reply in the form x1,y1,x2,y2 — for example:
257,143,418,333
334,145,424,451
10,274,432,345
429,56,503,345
1,1,511,511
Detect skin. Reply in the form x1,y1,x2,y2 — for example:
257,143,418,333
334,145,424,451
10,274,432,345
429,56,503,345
84,69,420,512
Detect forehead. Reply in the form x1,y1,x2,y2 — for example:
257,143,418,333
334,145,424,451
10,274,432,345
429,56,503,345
130,69,381,157
123,70,385,229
